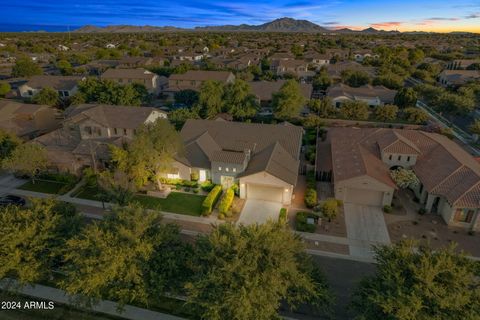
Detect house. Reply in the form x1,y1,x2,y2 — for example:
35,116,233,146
175,51,204,61
326,61,376,80
317,127,480,231
269,52,295,60
34,104,167,174
304,52,330,70
446,59,480,70
105,43,116,49
100,68,161,93
326,83,396,107
167,70,235,93
0,99,60,139
249,80,312,109
117,56,155,68
352,50,379,62
270,59,313,77
438,70,480,87
172,119,303,205
18,76,85,99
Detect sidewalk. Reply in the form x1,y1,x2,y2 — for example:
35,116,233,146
0,279,185,320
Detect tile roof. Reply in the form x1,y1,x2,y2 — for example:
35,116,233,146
327,83,397,104
101,68,156,80
169,70,233,82
24,75,84,90
249,80,312,101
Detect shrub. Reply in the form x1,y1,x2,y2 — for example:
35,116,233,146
218,187,235,215
200,180,215,192
160,177,182,185
83,167,97,187
295,211,317,232
184,187,191,192
306,171,316,189
175,185,182,190
218,213,225,220
193,188,199,194
279,208,288,223
202,185,222,216
231,183,240,196
190,172,199,181
182,180,198,188
321,198,340,221
383,205,393,213
304,188,317,208
418,208,426,215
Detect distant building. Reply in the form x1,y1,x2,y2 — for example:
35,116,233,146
327,83,396,107
438,70,480,87
167,70,235,94
18,76,85,99
101,68,163,93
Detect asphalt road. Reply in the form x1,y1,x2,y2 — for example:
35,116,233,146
283,255,377,320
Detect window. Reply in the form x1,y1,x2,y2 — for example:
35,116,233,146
388,154,392,160
398,155,401,161
454,208,475,223
226,168,229,172
64,91,69,97
218,167,222,171
123,129,127,135
84,126,92,135
28,90,33,96
233,168,236,172
407,156,411,162
114,128,118,135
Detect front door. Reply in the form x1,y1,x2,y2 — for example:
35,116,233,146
221,176,234,189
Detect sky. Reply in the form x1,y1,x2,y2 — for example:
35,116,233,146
0,0,479,33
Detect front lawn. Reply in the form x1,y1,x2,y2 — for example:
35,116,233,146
73,186,102,201
132,192,206,216
18,180,71,195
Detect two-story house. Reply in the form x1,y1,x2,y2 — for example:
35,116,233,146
101,68,161,94
34,104,167,174
270,59,313,77
18,75,85,99
316,127,480,231
171,119,303,205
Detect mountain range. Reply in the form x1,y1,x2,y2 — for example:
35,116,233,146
73,17,400,34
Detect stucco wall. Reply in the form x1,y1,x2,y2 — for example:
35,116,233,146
239,171,292,205
381,152,417,168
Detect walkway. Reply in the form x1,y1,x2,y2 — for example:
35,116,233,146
237,199,282,225
0,279,185,320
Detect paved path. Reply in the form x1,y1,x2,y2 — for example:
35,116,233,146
0,279,185,320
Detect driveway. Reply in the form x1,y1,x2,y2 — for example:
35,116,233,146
344,203,390,259
237,199,282,225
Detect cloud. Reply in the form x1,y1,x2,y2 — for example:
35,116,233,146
322,21,340,25
427,17,460,21
465,13,480,19
370,21,403,29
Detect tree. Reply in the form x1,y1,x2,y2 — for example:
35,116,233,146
467,63,480,70
169,107,201,129
272,79,305,120
0,198,82,285
341,70,370,87
373,73,403,90
0,129,21,161
312,70,331,91
469,119,480,135
62,205,190,307
11,57,42,77
321,198,341,222
186,222,332,320
351,240,480,320
390,168,420,188
174,89,199,106
374,104,398,122
56,59,73,75
403,107,428,124
2,143,48,182
303,114,324,128
309,98,336,118
78,78,147,106
339,100,369,120
0,82,11,97
198,80,224,119
223,79,258,120
32,87,59,106
394,87,418,108
113,119,183,190
97,169,137,206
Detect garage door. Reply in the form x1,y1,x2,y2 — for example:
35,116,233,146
345,188,383,206
247,184,283,203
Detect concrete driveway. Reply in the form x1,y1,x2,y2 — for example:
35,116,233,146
344,203,390,258
237,199,282,225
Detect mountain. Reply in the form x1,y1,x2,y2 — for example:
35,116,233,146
195,17,329,32
74,25,184,33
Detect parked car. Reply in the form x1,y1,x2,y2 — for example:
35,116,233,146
0,195,26,207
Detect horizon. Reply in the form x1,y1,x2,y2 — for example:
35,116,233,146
1,0,480,33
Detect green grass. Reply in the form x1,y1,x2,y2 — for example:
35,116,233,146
18,180,70,195
132,192,206,216
73,186,102,201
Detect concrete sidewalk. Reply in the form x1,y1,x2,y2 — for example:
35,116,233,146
0,279,185,320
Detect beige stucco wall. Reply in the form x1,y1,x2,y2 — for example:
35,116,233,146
381,152,417,168
239,171,293,205
169,160,192,180
335,175,394,206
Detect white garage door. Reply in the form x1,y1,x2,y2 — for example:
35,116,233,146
247,184,283,203
345,188,384,206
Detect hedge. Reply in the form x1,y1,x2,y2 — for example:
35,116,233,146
295,211,317,233
279,208,287,223
218,188,234,215
202,185,222,216
304,188,317,208
200,180,215,192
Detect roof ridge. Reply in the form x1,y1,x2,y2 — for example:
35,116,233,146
452,173,480,207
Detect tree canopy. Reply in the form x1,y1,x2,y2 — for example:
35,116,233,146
272,79,305,120
77,78,149,106
2,143,49,181
33,87,59,106
11,57,42,77
198,80,224,119
339,100,369,120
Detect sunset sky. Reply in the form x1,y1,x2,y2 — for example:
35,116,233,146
1,0,479,32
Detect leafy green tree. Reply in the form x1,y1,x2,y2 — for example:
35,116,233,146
403,107,428,124
33,87,59,106
0,198,82,285
0,129,21,161
272,79,305,120
390,168,420,188
2,143,48,182
62,205,189,307
339,100,369,120
78,78,147,106
198,80,224,119
0,82,11,97
312,70,332,91
11,57,42,77
174,89,199,106
469,119,480,135
186,222,332,320
302,114,324,128
438,92,475,114
373,73,403,90
351,240,480,320
341,70,370,87
408,48,425,64
309,98,336,118
223,79,258,120
169,107,201,129
394,87,418,109
97,169,137,206
56,59,73,75
374,104,398,122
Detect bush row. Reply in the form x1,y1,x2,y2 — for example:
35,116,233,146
295,211,318,233
218,188,234,215
202,185,222,216
160,177,198,188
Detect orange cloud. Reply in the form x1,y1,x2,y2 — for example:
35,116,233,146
370,21,403,29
